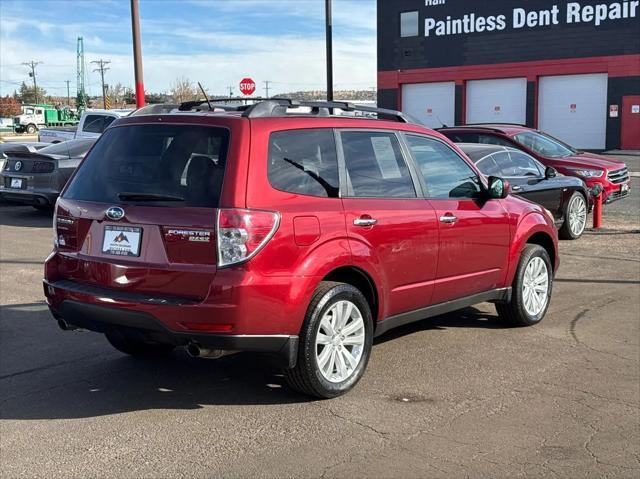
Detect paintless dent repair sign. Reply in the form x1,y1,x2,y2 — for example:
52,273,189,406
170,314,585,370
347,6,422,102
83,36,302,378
380,1,640,70
424,1,639,36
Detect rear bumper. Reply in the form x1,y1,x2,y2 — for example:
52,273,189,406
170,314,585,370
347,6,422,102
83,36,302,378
47,296,299,368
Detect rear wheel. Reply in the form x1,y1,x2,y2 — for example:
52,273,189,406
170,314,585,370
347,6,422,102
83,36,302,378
285,281,373,398
559,192,587,240
496,244,552,326
105,331,175,357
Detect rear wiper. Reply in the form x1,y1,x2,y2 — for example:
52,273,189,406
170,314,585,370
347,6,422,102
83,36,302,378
118,192,184,202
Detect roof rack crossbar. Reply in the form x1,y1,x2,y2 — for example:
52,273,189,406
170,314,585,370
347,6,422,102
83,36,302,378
241,99,413,123
177,99,415,124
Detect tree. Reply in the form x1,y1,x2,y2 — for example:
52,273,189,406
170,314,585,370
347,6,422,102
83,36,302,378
18,81,47,104
106,82,126,107
145,92,166,104
0,96,22,117
170,77,198,103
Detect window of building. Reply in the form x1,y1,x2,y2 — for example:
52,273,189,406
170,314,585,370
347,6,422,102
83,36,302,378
400,11,419,37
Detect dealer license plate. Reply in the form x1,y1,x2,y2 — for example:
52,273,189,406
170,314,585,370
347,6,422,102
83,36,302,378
102,225,142,257
621,184,630,193
10,178,23,189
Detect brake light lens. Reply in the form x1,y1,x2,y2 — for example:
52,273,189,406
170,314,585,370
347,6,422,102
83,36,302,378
216,208,280,267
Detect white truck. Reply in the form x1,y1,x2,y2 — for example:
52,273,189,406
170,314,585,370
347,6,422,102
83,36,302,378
38,109,131,143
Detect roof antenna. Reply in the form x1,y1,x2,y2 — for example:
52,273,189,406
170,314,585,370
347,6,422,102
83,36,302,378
197,82,213,110
435,114,448,128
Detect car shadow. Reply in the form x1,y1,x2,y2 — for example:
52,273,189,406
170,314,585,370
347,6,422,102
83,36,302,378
0,204,52,228
374,305,508,345
0,303,505,420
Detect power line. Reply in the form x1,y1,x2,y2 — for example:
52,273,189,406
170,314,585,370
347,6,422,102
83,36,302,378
91,59,111,109
22,60,43,103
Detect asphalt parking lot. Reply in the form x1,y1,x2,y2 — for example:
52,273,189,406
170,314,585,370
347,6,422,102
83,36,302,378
1,157,638,478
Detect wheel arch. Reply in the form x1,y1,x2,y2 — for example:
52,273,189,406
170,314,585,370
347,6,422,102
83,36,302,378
525,231,556,273
322,266,379,324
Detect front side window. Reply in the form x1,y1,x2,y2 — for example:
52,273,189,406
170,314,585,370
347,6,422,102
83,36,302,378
64,124,229,207
406,135,481,199
268,129,339,198
491,151,541,177
513,131,575,158
341,131,416,198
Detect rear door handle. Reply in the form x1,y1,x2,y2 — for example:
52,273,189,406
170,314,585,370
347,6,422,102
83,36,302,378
353,217,377,227
439,214,458,224
511,185,522,191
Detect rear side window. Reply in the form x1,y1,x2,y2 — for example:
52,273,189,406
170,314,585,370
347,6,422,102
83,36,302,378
268,129,339,198
341,131,416,198
406,135,481,199
64,124,229,207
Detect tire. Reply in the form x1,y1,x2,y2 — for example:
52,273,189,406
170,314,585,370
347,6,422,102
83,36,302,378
284,281,373,399
559,192,587,240
105,330,175,357
496,244,553,327
26,124,37,134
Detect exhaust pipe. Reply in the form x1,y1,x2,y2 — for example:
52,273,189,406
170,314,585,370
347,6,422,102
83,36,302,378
186,342,235,359
57,319,86,332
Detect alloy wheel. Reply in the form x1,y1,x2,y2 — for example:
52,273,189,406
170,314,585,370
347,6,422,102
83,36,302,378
522,256,549,316
315,300,365,383
568,194,587,237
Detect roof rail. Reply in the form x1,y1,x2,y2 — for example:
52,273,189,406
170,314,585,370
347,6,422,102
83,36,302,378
241,99,413,123
462,122,528,127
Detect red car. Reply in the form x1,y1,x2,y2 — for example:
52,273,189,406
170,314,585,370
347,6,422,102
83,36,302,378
438,125,631,204
44,100,559,398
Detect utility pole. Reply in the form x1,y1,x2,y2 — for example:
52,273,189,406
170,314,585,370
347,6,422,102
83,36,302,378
263,80,272,98
325,0,333,102
22,61,42,104
227,86,234,97
91,59,111,109
130,0,145,107
65,80,71,106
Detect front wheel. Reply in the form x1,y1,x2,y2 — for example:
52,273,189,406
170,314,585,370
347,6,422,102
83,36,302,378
559,192,587,240
284,281,373,398
26,124,37,134
496,244,553,326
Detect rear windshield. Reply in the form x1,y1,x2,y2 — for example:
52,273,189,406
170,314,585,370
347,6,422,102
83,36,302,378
63,124,229,207
39,139,95,158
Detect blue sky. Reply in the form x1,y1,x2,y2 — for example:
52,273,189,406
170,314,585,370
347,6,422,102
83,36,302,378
0,0,376,97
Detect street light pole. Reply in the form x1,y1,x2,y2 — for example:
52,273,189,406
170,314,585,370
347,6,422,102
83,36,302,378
325,0,333,102
130,0,145,107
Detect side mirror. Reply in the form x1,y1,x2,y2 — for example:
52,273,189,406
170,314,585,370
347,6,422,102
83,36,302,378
545,166,557,179
487,176,510,199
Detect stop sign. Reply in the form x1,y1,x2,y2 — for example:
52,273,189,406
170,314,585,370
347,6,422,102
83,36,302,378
239,78,256,96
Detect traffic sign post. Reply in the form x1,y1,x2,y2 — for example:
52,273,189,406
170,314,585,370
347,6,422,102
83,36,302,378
239,78,256,96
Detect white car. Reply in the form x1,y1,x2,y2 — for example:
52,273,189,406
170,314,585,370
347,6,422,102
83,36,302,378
38,109,131,143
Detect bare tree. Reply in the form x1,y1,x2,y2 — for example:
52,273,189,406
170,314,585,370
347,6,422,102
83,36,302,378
106,82,126,108
170,77,198,103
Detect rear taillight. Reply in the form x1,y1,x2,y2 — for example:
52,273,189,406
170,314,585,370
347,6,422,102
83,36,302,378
216,208,280,267
53,206,77,250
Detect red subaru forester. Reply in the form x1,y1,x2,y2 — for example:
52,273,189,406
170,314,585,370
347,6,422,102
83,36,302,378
44,100,559,398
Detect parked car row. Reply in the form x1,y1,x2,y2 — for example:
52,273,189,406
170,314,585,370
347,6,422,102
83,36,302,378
1,100,631,398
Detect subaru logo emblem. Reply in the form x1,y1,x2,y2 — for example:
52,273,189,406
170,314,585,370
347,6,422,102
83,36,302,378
106,206,125,221
14,161,22,171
